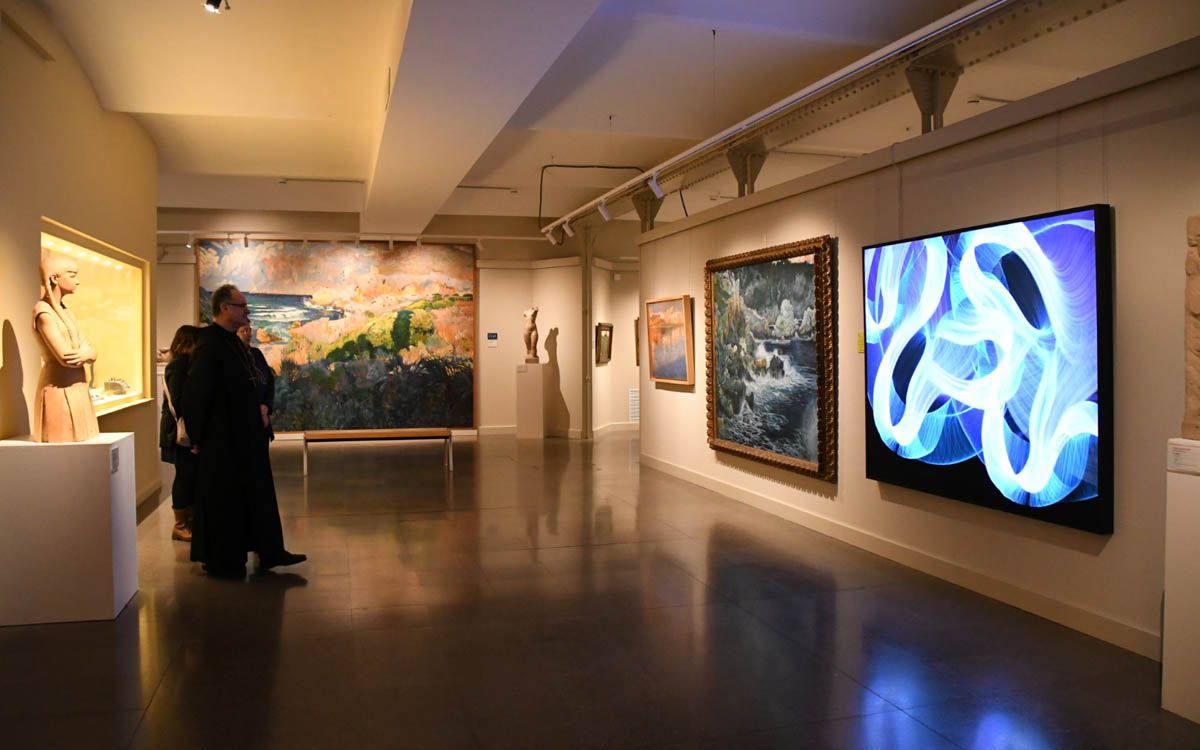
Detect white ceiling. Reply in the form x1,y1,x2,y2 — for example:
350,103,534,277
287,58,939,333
37,0,1200,235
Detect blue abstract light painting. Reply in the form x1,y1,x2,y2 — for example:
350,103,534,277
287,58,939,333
863,206,1112,533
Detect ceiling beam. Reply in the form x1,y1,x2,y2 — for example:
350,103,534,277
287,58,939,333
361,0,604,234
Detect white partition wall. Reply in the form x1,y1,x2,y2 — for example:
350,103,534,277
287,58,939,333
1163,439,1200,721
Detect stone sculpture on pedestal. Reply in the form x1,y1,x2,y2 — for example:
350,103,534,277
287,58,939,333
1184,216,1200,439
523,306,540,363
32,252,99,442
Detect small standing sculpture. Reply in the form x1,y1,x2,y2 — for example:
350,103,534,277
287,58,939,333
32,252,99,442
523,306,540,363
1184,216,1200,439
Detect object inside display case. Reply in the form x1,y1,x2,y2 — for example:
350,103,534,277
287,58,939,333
40,228,147,416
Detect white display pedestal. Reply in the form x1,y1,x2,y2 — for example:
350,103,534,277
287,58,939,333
516,363,546,439
0,433,138,626
1163,438,1200,723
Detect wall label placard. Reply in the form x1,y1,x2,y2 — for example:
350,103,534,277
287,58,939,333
1168,440,1200,475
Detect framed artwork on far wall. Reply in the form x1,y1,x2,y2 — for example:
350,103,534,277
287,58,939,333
595,322,613,364
634,317,640,367
645,295,695,385
704,236,837,480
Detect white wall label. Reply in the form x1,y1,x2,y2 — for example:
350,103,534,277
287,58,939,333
486,332,498,348
1167,439,1200,475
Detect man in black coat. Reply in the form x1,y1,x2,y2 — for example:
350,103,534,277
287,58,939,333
183,284,305,578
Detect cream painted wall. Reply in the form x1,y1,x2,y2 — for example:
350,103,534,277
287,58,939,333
608,269,640,427
591,265,613,428
0,0,159,502
640,63,1200,657
591,264,640,430
477,261,583,437
156,254,198,351
477,267,534,431
532,264,584,438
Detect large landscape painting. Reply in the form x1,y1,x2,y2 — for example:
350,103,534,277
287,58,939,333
704,237,836,479
197,239,475,431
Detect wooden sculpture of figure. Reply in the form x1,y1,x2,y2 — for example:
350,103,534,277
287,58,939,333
523,306,540,363
1184,215,1200,439
33,252,100,442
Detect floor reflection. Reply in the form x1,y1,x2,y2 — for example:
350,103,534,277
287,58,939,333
0,432,1195,749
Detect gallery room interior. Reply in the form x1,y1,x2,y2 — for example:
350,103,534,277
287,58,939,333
2,0,1200,747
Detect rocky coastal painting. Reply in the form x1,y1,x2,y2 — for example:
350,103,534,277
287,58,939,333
197,239,475,431
704,237,836,479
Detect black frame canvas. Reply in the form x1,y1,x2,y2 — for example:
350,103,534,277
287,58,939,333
862,205,1114,534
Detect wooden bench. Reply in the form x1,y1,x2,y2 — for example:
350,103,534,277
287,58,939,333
302,428,453,475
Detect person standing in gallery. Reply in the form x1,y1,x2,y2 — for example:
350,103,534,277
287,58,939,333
238,323,275,441
183,284,305,578
160,324,201,541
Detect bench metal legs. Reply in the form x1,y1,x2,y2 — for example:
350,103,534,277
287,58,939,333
302,435,452,476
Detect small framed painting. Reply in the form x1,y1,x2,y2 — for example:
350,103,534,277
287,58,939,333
595,322,613,364
645,295,695,386
634,317,640,366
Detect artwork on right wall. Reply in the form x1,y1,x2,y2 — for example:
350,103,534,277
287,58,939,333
863,204,1114,534
645,295,695,385
704,236,837,480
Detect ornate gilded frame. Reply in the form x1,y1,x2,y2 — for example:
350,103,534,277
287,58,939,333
704,235,837,480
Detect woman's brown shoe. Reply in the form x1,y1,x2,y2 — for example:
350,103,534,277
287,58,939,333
172,509,192,542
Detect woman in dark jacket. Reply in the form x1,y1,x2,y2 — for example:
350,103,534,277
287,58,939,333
161,324,201,541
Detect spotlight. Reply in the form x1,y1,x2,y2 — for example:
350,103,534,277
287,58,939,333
203,0,229,13
562,221,575,238
243,233,249,247
647,173,665,199
545,229,561,246
185,233,193,250
597,201,612,222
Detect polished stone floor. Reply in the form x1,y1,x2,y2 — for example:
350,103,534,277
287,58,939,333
2,433,1197,749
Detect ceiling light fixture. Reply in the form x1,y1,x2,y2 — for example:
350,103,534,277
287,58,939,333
562,221,575,238
185,234,193,250
647,173,665,199
545,229,561,246
243,233,249,247
597,201,612,222
203,0,230,14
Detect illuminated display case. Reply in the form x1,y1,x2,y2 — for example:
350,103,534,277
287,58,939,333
40,220,150,416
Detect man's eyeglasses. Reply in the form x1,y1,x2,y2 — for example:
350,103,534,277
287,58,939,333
223,302,249,309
